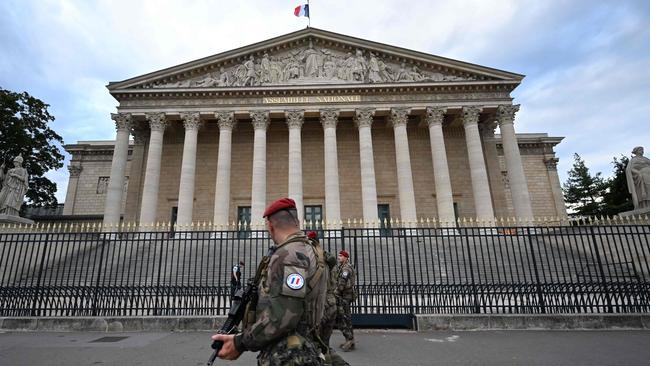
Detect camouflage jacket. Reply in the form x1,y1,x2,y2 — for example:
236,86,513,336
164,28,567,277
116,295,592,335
336,262,356,300
235,231,327,353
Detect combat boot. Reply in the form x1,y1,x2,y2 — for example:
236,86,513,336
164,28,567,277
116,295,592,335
341,339,355,352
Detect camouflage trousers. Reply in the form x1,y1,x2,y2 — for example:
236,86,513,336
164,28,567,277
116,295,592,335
320,302,350,366
320,300,337,346
257,333,326,366
336,298,354,341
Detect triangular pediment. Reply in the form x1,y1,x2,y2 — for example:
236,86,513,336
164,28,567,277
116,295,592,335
108,28,523,91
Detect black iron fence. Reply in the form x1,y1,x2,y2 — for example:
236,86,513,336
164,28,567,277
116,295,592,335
1,225,649,318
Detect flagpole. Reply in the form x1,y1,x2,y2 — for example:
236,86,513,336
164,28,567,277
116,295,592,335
308,0,310,27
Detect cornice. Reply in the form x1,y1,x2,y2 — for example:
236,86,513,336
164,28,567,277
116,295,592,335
110,80,519,102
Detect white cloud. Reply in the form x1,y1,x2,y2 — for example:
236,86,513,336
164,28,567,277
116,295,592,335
1,0,649,203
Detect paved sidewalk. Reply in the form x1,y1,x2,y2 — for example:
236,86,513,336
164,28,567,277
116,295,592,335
1,329,649,365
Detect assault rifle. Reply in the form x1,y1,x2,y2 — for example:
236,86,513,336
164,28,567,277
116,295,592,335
206,279,257,365
207,246,274,366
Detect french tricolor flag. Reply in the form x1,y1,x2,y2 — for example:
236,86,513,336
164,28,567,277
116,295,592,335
294,4,309,18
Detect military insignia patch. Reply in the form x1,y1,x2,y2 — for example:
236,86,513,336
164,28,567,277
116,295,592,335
286,273,305,290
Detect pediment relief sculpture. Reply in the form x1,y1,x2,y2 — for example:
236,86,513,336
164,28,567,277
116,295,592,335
146,44,476,89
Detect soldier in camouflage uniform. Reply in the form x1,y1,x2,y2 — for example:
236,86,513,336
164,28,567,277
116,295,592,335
213,198,328,366
335,250,356,351
308,232,350,366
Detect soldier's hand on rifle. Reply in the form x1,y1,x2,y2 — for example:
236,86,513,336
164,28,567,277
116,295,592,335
211,333,241,360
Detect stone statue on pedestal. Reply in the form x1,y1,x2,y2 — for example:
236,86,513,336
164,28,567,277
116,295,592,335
626,146,650,210
0,154,29,217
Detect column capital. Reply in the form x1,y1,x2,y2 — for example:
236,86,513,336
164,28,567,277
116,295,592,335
68,165,82,177
251,110,270,130
390,107,411,128
354,108,375,128
145,112,168,132
425,107,447,127
497,104,520,126
285,109,304,129
479,117,498,137
131,127,150,145
215,111,236,130
544,157,559,171
462,106,482,126
180,112,201,130
111,113,132,132
320,109,339,129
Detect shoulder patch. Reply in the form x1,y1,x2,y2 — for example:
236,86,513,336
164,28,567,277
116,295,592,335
286,273,305,290
282,265,308,298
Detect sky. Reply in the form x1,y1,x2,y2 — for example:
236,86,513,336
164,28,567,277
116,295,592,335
1,0,649,203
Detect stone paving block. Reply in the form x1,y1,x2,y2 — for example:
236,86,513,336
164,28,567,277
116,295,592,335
415,315,451,331
142,317,179,331
110,317,144,331
177,317,213,331
567,315,604,330
450,315,490,330
524,315,569,330
489,315,527,329
601,314,643,329
640,315,650,329
2,318,38,331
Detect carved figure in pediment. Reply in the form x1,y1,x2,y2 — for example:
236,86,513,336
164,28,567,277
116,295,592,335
218,66,231,86
351,49,367,82
268,57,283,84
368,52,382,83
409,66,426,82
260,53,272,84
378,59,394,82
195,72,219,87
283,55,302,80
242,55,258,86
429,72,445,82
323,55,337,79
302,43,323,78
396,62,414,82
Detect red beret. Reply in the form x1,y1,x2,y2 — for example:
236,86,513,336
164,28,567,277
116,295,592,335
307,231,317,239
339,250,349,258
263,197,296,218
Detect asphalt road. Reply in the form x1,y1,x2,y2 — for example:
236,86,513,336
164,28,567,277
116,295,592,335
1,329,649,366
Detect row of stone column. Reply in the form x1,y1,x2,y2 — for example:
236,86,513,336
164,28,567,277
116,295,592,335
102,105,533,229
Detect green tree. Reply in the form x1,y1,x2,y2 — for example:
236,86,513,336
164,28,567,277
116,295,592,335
562,153,607,217
0,87,64,208
602,155,633,215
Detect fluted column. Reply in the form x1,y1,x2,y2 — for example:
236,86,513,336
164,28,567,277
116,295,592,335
286,110,304,223
103,113,132,229
463,107,495,221
63,165,82,215
544,157,569,219
176,112,201,228
124,127,148,223
390,107,417,223
498,105,534,220
426,107,455,224
320,109,341,228
138,112,167,227
213,111,236,227
250,111,270,226
355,108,379,226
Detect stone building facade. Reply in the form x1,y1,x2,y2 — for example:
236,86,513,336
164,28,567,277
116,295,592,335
63,28,567,228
